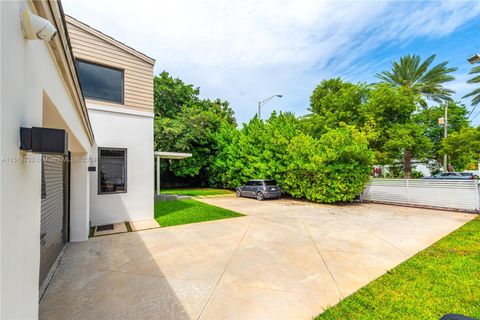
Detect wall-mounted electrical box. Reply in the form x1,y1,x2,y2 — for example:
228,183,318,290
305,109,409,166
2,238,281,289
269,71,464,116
20,127,68,155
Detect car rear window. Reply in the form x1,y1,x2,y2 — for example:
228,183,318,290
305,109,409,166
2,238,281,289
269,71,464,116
264,180,277,186
460,173,472,176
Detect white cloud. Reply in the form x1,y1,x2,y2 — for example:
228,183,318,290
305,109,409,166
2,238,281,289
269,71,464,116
63,0,480,123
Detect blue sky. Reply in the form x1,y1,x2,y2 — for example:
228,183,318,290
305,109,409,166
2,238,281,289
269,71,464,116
64,0,480,125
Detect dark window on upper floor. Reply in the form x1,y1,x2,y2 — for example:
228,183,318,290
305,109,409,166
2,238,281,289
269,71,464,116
76,60,124,104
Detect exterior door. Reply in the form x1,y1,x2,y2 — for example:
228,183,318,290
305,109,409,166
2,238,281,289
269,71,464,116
39,154,69,287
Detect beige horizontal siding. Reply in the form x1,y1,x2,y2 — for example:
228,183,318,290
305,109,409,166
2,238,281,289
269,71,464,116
85,99,154,113
124,80,154,95
125,91,153,102
67,22,153,112
68,39,154,74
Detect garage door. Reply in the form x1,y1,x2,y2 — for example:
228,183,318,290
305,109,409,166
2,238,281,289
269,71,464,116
39,155,69,287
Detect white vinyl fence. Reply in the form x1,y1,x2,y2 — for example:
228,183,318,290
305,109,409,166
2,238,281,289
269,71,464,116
362,179,480,212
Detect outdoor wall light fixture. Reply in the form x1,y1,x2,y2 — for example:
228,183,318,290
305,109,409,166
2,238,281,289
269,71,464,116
20,8,57,41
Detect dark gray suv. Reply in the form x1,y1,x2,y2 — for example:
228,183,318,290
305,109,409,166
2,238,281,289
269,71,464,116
236,179,281,200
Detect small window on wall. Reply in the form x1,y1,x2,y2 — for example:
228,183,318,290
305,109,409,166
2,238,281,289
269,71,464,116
76,60,124,104
98,148,127,194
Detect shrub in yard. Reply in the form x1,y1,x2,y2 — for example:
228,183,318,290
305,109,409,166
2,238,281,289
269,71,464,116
209,112,300,188
283,127,373,203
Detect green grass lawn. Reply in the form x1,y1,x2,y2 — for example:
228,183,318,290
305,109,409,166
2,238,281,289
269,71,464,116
160,188,234,197
154,199,243,227
315,216,480,320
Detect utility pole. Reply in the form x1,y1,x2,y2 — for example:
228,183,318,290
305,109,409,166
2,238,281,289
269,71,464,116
444,103,448,172
258,101,261,119
467,53,480,177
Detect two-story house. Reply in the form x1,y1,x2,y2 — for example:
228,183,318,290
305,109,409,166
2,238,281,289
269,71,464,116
66,15,155,226
1,1,155,318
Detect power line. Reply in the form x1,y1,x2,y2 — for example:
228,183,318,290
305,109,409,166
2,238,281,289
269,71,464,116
467,104,478,119
470,107,480,122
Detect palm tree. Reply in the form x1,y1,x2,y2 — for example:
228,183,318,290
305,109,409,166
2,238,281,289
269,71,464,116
463,65,480,107
376,54,457,178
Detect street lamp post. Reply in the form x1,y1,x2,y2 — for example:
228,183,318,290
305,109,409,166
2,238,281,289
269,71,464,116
467,53,480,64
257,94,282,119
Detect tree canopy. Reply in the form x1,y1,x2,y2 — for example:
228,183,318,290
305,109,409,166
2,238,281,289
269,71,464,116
154,71,236,186
463,65,480,107
154,53,476,201
375,54,457,106
375,54,458,177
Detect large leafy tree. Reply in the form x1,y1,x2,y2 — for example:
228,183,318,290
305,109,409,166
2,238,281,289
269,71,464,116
376,54,457,178
153,72,236,186
304,78,369,137
414,102,470,164
463,65,480,107
442,127,480,170
154,71,200,118
383,123,433,173
363,84,418,163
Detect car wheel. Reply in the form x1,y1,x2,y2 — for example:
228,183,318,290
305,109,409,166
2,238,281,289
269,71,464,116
256,192,264,201
236,190,242,197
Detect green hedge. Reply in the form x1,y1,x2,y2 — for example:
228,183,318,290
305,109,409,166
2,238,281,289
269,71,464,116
209,114,373,203
283,127,373,202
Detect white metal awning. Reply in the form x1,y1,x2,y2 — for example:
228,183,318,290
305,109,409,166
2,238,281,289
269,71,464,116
154,151,192,159
154,151,192,195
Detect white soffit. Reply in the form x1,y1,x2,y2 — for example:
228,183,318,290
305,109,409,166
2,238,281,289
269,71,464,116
154,151,192,159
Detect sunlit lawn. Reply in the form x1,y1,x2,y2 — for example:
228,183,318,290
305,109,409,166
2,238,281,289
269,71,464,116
160,188,234,197
154,199,243,227
315,216,480,320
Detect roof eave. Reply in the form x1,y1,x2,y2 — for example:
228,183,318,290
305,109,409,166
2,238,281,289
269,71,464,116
65,14,155,66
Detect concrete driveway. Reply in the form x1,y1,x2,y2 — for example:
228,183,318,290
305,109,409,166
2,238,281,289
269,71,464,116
40,197,474,320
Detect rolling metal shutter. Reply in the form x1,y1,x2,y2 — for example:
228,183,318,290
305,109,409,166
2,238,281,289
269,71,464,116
39,155,68,287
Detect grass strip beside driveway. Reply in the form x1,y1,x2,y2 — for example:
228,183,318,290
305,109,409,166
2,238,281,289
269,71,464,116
154,199,243,227
160,188,234,197
316,216,480,320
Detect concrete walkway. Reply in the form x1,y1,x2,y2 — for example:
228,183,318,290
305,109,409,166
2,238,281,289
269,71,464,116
40,198,475,320
154,194,192,201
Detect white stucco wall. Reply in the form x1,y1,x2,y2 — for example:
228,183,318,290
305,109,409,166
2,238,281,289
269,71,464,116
70,153,90,242
412,163,431,177
87,105,154,225
1,2,92,318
